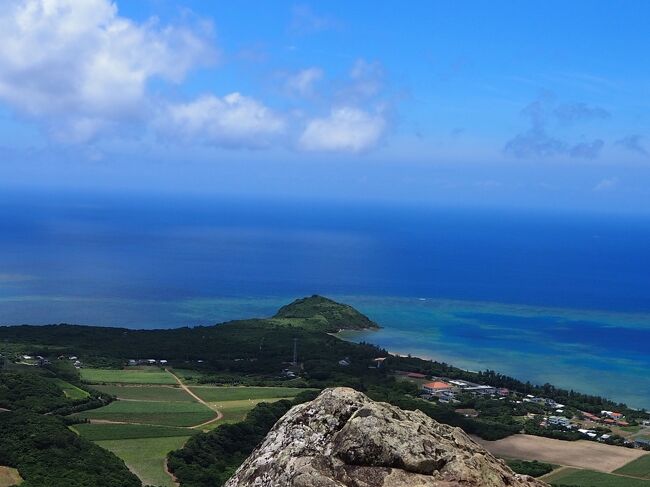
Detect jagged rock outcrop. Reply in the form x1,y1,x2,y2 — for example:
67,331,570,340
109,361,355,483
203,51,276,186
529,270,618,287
225,388,547,487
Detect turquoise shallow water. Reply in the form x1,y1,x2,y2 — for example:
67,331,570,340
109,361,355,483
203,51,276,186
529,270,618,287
333,296,650,410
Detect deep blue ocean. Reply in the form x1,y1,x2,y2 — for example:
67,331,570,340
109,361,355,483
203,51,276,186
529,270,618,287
1,190,649,407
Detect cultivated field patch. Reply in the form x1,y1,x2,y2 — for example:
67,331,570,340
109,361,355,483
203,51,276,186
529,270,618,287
74,400,216,427
615,454,650,479
73,422,199,441
474,434,647,472
81,367,177,385
189,386,309,402
543,467,650,486
93,384,194,402
49,378,90,400
96,436,189,487
0,466,22,487
203,397,293,426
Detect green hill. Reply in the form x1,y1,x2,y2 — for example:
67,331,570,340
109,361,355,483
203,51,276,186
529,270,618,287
272,295,380,332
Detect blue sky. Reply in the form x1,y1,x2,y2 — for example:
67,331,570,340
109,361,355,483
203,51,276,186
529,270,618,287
1,0,649,212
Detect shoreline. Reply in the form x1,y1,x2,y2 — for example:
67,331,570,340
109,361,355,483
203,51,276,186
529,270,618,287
331,328,648,410
332,329,479,372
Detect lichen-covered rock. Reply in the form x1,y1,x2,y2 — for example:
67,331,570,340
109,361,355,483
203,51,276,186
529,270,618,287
225,388,547,487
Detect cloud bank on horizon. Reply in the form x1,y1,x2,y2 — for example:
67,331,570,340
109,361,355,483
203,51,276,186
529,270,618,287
0,0,649,212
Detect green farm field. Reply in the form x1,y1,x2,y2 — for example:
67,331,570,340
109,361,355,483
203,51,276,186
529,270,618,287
97,436,189,487
614,455,650,479
72,422,199,441
74,400,216,427
50,378,90,399
189,385,311,402
167,368,208,382
80,367,177,384
93,384,194,402
544,467,650,486
69,383,308,485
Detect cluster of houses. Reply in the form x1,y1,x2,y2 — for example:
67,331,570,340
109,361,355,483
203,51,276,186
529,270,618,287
127,359,168,366
523,395,565,410
581,410,630,427
417,376,509,403
19,354,52,367
539,408,650,448
54,355,83,368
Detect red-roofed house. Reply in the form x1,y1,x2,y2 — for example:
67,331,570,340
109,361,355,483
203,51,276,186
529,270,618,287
422,381,453,394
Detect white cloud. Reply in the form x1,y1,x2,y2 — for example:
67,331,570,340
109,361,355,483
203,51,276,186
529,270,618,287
289,5,340,34
593,177,619,192
285,67,323,97
299,107,386,153
160,93,286,148
0,0,215,142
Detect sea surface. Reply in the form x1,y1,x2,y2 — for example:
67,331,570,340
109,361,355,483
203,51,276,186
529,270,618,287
1,190,649,407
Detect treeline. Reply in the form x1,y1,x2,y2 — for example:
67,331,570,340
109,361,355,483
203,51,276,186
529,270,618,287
0,411,141,487
168,391,319,487
0,320,387,382
0,372,70,413
506,460,553,477
0,367,111,417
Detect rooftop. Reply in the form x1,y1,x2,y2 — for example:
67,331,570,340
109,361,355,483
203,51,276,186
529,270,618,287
423,381,452,390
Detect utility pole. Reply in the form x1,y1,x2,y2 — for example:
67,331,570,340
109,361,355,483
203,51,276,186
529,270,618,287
292,338,298,366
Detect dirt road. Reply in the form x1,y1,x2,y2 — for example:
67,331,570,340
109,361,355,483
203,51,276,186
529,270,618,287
165,369,223,427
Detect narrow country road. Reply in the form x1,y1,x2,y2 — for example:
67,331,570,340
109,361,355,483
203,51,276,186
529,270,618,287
165,368,224,427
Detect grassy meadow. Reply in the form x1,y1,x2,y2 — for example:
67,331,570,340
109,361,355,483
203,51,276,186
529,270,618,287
96,436,189,487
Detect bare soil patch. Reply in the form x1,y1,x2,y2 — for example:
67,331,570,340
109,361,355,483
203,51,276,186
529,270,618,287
473,433,646,472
